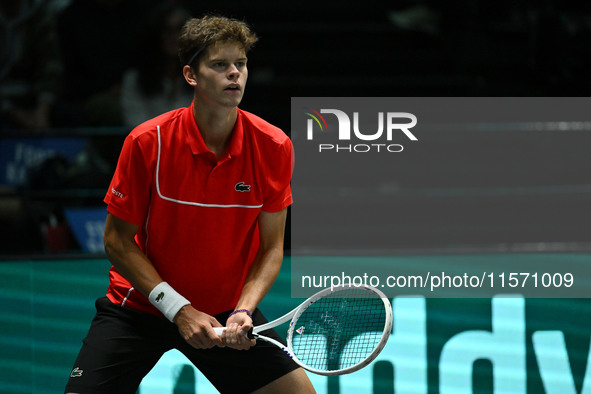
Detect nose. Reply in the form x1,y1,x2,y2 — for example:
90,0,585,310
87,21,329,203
227,64,240,80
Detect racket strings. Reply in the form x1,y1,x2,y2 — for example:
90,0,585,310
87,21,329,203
291,288,388,372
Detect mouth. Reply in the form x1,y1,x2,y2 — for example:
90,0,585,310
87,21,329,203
224,84,241,92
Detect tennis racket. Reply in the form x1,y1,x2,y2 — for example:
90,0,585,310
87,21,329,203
214,284,393,376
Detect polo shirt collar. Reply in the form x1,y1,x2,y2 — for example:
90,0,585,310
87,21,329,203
183,102,244,158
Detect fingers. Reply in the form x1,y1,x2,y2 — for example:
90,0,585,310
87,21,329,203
183,325,224,349
223,311,256,350
175,307,256,350
175,308,224,349
240,320,253,338
205,325,225,347
210,316,223,328
223,323,256,350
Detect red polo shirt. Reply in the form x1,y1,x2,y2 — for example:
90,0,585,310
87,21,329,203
104,103,293,316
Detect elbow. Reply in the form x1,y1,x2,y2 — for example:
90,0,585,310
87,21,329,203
103,226,128,264
259,236,285,260
103,230,117,261
103,232,131,273
103,213,141,267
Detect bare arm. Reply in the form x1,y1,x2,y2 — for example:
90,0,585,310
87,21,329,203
103,213,223,348
236,208,288,312
223,208,288,349
103,213,161,296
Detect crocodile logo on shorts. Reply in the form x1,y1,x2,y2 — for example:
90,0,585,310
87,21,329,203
70,367,83,378
155,292,165,302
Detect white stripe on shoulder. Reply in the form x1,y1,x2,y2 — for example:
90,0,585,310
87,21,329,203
156,125,263,208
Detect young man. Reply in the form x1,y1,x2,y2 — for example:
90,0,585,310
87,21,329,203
65,15,315,394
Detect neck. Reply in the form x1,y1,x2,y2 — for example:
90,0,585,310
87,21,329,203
193,103,238,159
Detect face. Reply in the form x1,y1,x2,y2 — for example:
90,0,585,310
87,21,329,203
190,41,248,109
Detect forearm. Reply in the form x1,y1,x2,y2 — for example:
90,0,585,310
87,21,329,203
104,215,193,323
104,234,162,298
234,245,283,312
232,208,288,313
103,213,163,298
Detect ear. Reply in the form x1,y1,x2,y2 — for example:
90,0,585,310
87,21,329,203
183,65,198,87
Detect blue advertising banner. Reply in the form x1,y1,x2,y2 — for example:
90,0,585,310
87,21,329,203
0,137,88,186
63,207,107,253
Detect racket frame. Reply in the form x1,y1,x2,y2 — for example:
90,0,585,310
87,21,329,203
284,284,392,375
214,284,393,376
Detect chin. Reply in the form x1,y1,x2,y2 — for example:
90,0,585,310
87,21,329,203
223,97,243,108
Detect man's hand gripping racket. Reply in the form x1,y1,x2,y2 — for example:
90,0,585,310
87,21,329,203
214,284,393,375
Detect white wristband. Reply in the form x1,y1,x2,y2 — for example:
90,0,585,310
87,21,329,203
148,282,190,322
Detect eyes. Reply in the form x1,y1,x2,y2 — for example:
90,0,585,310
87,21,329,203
211,60,247,71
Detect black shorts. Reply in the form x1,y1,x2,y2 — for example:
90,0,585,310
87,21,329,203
65,297,299,394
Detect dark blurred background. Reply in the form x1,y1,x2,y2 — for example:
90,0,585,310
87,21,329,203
1,0,590,256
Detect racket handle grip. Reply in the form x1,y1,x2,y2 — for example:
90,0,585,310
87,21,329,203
212,326,255,339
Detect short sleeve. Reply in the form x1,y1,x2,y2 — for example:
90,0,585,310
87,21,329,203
104,132,153,226
262,136,294,212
